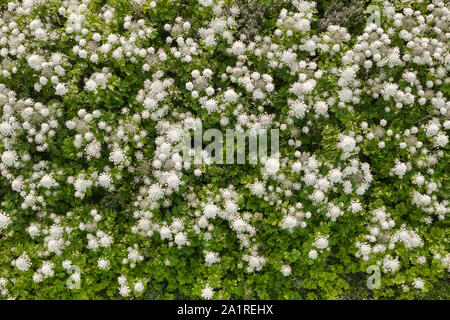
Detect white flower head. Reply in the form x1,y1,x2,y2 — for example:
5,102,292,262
0,212,11,229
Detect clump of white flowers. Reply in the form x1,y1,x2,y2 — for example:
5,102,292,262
265,157,280,174
0,212,11,230
201,283,214,299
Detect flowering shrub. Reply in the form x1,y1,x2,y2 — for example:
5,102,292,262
0,0,449,300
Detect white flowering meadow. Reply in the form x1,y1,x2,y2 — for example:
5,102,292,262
0,0,449,300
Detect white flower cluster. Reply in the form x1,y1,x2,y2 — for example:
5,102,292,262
0,0,448,300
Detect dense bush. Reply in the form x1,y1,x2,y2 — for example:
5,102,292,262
0,0,448,300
